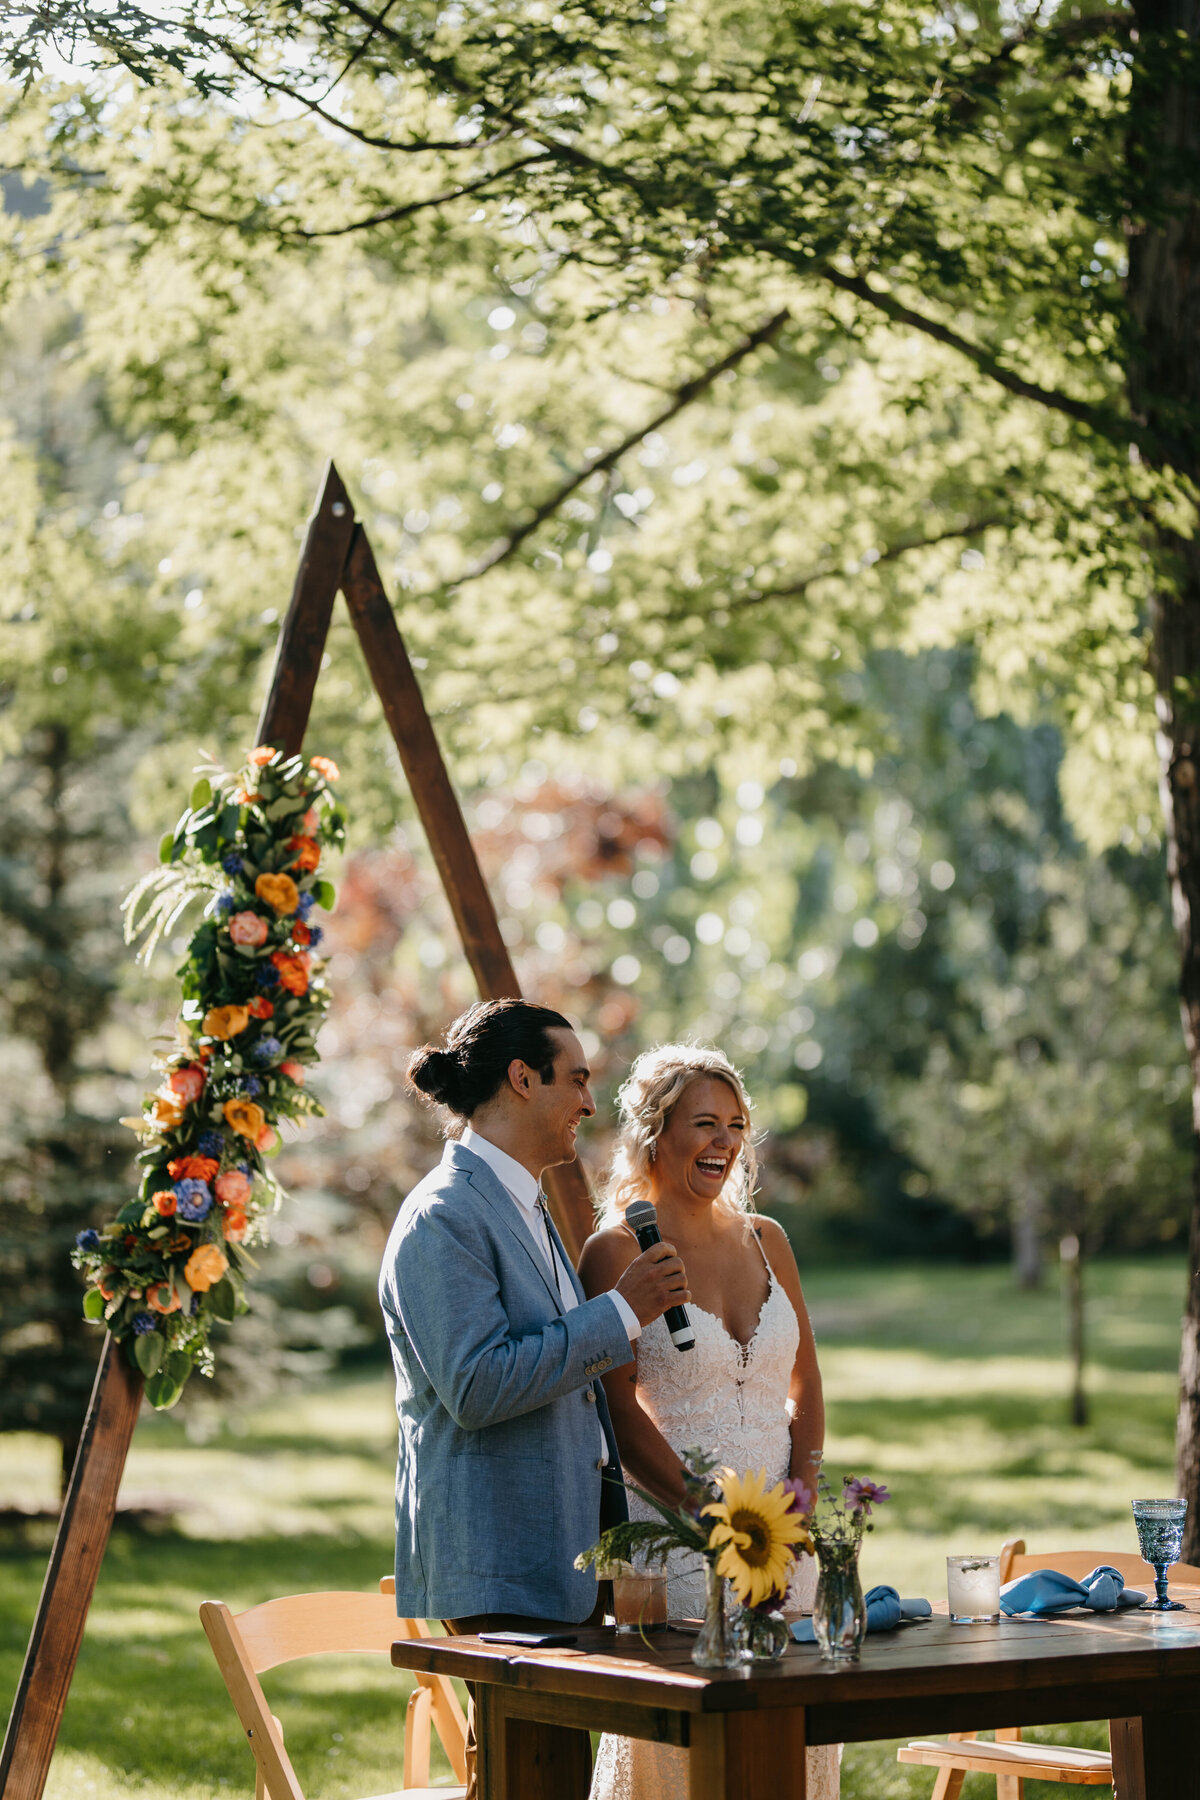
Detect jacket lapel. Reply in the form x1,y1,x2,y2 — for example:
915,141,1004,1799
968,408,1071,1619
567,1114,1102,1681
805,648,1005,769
444,1140,564,1316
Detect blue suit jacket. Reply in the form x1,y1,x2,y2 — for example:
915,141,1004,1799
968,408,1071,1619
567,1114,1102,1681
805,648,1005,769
379,1139,633,1621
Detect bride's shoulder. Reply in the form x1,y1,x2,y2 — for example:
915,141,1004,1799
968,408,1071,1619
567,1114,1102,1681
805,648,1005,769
748,1214,801,1280
577,1223,638,1289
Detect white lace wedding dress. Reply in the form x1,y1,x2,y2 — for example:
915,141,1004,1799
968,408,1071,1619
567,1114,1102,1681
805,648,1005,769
589,1234,839,1800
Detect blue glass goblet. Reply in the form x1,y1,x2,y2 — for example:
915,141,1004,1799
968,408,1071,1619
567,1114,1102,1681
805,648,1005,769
1131,1498,1188,1611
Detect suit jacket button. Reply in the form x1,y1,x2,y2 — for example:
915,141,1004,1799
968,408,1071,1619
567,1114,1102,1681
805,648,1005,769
584,1386,597,1403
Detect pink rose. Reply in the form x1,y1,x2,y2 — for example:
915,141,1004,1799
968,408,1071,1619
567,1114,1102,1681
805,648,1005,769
256,1125,278,1152
168,1064,206,1104
279,1060,306,1085
214,1170,252,1208
229,910,269,948
302,807,319,834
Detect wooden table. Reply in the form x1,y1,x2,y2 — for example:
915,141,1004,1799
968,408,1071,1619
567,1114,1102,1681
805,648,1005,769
391,1598,1200,1800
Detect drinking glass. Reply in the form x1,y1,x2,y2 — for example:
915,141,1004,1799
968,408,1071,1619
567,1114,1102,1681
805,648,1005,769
612,1567,668,1634
947,1554,1001,1624
1131,1498,1188,1611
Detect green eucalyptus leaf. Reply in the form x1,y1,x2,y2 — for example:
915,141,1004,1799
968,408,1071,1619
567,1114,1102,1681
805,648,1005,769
208,1278,237,1322
134,1331,165,1375
191,777,213,810
83,1288,106,1321
312,879,336,911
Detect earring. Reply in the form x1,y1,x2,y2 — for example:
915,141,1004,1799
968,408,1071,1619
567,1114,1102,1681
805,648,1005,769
648,1139,657,1163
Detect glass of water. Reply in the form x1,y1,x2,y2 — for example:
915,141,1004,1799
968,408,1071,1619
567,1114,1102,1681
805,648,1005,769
947,1554,1001,1624
1132,1498,1188,1611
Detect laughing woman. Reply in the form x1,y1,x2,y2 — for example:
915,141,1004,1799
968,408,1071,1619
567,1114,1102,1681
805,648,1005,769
579,1042,837,1800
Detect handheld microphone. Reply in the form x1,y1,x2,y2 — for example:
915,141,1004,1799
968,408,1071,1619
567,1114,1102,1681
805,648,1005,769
624,1198,695,1351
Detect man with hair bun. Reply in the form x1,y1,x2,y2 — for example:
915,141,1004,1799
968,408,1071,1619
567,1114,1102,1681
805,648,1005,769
379,998,690,1798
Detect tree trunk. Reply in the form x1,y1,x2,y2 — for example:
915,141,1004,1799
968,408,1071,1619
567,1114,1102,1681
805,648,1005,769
1061,1235,1088,1427
1012,1182,1043,1289
1127,0,1200,1560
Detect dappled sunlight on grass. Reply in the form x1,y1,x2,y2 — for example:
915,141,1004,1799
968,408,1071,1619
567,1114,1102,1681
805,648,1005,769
0,1257,1184,1799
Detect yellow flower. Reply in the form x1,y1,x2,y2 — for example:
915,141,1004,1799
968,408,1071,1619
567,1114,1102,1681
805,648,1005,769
224,1098,266,1140
203,1004,249,1042
702,1468,809,1607
184,1244,229,1292
255,871,300,916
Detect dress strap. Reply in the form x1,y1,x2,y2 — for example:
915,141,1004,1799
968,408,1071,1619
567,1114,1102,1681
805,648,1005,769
749,1220,775,1280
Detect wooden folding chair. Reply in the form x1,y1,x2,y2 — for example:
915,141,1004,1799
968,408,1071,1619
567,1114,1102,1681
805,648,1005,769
200,1579,467,1800
897,1538,1200,1799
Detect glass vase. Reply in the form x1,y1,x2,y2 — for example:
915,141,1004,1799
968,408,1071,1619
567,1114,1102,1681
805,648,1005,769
732,1605,789,1663
692,1560,739,1668
813,1537,866,1662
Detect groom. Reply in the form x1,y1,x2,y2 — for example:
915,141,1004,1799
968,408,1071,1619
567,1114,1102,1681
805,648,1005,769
379,999,689,1785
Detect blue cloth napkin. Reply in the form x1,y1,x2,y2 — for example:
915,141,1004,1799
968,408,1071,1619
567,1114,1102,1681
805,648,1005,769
789,1584,932,1642
1000,1565,1146,1616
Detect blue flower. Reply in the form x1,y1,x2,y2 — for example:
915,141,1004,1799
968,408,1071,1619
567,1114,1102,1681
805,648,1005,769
307,926,324,948
216,893,235,913
75,1228,101,1252
222,852,244,875
253,1036,283,1063
190,1292,203,1315
131,1312,157,1337
255,963,280,988
174,1178,213,1222
239,1075,262,1097
237,1161,252,1176
297,892,316,919
197,1129,224,1158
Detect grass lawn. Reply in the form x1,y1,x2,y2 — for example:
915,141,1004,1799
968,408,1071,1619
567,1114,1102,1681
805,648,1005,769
0,1256,1185,1799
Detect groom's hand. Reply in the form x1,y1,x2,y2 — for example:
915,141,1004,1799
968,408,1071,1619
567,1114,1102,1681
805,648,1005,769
613,1241,690,1327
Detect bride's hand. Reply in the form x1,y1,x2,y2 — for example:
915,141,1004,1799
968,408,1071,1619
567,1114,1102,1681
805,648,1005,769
613,1241,691,1327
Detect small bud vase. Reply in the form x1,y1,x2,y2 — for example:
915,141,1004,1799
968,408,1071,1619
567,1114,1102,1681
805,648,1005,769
732,1605,789,1663
692,1560,739,1668
813,1538,866,1661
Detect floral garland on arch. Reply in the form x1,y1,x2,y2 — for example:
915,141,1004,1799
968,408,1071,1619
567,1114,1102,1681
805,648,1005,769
72,745,345,1409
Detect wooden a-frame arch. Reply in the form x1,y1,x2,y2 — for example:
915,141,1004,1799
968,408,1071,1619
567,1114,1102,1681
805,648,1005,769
0,461,596,1800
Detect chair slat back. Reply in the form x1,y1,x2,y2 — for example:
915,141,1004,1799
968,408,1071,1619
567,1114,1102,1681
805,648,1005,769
1000,1540,1200,1588
231,1591,406,1672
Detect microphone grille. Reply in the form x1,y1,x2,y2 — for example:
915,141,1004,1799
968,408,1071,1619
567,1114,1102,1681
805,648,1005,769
624,1198,658,1231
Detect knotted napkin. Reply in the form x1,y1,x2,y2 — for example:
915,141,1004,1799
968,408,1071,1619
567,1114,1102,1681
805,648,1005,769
789,1584,932,1642
1000,1565,1146,1616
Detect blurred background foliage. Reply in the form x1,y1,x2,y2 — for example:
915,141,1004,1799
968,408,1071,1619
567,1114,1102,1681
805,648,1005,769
0,53,1188,1476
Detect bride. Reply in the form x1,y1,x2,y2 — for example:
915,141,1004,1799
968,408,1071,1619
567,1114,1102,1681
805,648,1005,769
579,1043,838,1800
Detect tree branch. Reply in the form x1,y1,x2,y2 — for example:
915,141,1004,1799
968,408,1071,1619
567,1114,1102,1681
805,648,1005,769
711,513,1012,619
452,307,790,585
813,263,1136,446
182,155,553,239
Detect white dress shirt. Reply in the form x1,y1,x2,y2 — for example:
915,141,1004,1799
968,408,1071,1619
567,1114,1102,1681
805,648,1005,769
460,1127,640,1466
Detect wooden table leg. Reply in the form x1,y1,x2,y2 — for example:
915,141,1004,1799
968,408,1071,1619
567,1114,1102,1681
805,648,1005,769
474,1686,591,1800
1110,1711,1200,1800
688,1710,807,1800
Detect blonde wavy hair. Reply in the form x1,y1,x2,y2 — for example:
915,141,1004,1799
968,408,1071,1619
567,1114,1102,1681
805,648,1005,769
598,1042,759,1227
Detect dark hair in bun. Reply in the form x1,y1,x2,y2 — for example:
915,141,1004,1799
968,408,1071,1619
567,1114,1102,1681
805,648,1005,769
407,999,573,1121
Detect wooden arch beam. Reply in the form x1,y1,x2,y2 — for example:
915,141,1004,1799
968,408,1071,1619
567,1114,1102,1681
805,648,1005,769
1,460,594,1800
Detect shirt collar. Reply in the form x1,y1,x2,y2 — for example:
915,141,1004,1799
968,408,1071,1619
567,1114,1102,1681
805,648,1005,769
460,1126,541,1218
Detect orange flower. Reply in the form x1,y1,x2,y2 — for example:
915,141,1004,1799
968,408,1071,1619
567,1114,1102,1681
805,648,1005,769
247,995,275,1019
214,1169,251,1207
146,1281,182,1314
309,755,340,781
153,1190,178,1217
229,910,269,947
255,872,300,915
271,950,311,996
247,744,278,767
256,1124,277,1152
168,1064,206,1104
98,1270,119,1300
222,1207,247,1242
287,835,320,873
235,787,260,806
168,1155,219,1182
150,1091,185,1130
279,1060,306,1085
204,1004,250,1042
302,807,319,834
184,1243,229,1292
291,922,311,947
224,1097,266,1139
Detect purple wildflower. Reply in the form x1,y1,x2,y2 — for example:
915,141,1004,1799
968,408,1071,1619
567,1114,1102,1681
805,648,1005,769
296,891,316,919
174,1178,213,1222
844,1477,891,1514
252,1036,283,1063
239,1075,262,1097
222,853,244,875
197,1129,224,1158
782,1477,815,1518
306,926,324,948
216,893,235,913
75,1228,101,1252
255,963,280,988
131,1312,157,1337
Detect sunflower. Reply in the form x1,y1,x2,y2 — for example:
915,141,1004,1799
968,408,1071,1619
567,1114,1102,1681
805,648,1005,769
702,1468,811,1606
